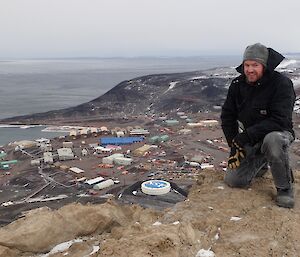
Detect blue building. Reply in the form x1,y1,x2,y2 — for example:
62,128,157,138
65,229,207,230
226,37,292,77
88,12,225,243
99,137,144,146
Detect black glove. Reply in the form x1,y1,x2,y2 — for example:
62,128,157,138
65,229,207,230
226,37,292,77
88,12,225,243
227,145,245,169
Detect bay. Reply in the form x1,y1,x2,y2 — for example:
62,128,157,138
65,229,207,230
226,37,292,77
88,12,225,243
0,125,68,146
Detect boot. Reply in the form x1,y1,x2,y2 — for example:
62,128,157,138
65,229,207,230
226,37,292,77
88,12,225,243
276,187,295,208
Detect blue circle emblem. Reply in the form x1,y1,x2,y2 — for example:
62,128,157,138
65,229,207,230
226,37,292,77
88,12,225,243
144,180,168,189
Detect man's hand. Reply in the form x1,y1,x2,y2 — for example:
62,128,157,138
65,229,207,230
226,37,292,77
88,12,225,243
227,132,249,169
227,144,246,169
232,139,246,157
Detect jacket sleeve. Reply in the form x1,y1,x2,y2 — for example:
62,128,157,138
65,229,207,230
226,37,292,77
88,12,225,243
221,82,239,146
246,76,295,143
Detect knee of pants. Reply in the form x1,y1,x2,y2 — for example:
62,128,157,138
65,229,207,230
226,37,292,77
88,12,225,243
224,172,249,188
262,132,286,160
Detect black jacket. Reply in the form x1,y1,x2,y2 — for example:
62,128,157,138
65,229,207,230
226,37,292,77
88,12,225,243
221,48,296,146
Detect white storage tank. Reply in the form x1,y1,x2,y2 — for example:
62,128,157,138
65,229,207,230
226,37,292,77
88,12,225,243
141,180,171,195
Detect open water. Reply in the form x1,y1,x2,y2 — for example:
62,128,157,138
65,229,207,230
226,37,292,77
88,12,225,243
1,55,299,146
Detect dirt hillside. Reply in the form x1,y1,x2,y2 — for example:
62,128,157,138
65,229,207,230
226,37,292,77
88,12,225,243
0,169,300,257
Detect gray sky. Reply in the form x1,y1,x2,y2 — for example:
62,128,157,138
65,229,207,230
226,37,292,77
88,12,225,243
1,0,300,58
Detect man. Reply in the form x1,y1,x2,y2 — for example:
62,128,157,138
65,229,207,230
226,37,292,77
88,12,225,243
221,43,296,208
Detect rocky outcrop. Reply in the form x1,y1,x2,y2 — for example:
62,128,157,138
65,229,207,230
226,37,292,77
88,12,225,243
1,170,300,257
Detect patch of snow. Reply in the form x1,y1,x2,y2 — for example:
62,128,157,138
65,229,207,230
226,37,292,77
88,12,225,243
40,239,83,257
152,221,162,226
277,59,298,69
163,81,178,94
292,77,300,88
190,75,208,80
1,201,14,207
91,245,100,255
214,227,221,240
212,74,236,79
214,233,219,240
169,81,177,89
87,245,100,256
196,249,215,257
76,193,89,197
230,216,242,221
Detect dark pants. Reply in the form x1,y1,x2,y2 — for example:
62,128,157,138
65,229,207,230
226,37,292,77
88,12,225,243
224,131,294,189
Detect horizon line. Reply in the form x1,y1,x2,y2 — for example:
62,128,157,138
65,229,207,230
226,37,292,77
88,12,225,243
1,52,299,61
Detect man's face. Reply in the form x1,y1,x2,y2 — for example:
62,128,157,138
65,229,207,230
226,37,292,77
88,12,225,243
243,60,264,83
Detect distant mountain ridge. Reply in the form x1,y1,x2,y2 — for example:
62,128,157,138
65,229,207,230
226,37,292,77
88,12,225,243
1,65,299,124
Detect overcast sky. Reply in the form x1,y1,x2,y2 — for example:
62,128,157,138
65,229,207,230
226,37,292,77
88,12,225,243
1,0,300,58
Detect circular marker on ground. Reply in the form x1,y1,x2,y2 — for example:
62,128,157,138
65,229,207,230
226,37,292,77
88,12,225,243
141,180,171,195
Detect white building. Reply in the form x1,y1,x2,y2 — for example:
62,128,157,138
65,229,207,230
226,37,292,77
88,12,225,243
100,126,109,134
187,123,203,128
81,149,88,156
79,128,91,138
93,179,114,190
63,141,73,148
36,138,50,145
129,129,150,136
94,146,112,153
178,129,192,135
102,153,124,165
114,157,133,166
116,131,125,137
44,152,54,164
85,176,104,185
69,129,78,139
201,163,214,170
199,120,219,127
57,148,75,161
31,159,41,166
90,127,99,136
39,143,52,152
69,167,85,174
